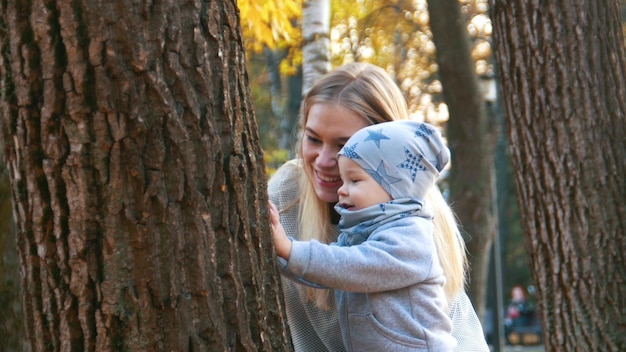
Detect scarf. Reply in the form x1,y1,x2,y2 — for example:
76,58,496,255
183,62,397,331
334,197,433,246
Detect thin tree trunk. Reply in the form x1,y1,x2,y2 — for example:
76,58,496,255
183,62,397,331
0,0,290,350
427,0,499,321
302,0,331,95
264,48,302,154
491,0,626,350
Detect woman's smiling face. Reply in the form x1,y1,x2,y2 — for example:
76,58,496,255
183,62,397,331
301,103,370,203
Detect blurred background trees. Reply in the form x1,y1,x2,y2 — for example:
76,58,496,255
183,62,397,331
239,0,530,329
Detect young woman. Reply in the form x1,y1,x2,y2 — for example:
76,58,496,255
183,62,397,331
268,62,489,351
271,120,457,351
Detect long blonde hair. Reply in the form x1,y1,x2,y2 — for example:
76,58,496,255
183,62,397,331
295,62,467,308
426,186,468,302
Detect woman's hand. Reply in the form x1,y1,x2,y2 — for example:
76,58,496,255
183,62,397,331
269,201,292,259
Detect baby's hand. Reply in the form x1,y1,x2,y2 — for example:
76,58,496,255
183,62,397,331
268,202,292,259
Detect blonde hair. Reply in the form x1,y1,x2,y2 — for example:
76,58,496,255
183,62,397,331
295,62,467,308
425,187,468,303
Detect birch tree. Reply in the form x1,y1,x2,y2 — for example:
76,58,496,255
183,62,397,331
302,0,331,95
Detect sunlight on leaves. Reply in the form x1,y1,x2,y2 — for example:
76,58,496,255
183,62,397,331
239,0,303,52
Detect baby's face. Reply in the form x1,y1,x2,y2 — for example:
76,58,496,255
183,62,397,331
336,157,392,211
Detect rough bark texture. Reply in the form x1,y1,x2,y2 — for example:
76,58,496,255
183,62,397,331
0,156,23,350
490,0,626,350
0,0,290,351
427,0,498,321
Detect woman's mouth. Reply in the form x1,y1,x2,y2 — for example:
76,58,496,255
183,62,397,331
315,171,342,187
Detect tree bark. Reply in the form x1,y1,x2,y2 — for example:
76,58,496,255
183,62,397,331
302,0,331,95
0,0,290,351
427,0,499,321
0,155,23,350
490,0,626,350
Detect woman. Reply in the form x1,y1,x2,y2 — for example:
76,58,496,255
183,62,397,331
268,62,488,351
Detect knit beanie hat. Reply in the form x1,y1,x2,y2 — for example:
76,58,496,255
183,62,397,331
338,120,450,201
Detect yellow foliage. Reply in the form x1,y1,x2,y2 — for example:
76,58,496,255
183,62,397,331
328,0,492,120
264,149,291,177
238,0,303,52
240,0,492,118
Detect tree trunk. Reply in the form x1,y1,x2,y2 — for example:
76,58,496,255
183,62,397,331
490,0,626,350
263,48,302,154
302,0,331,95
427,0,499,321
0,0,290,351
0,155,23,350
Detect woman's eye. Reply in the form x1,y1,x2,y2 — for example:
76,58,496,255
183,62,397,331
306,135,321,144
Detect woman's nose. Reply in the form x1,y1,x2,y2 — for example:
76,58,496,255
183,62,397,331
316,146,337,168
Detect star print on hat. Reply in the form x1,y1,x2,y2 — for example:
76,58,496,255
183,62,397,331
338,120,450,200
